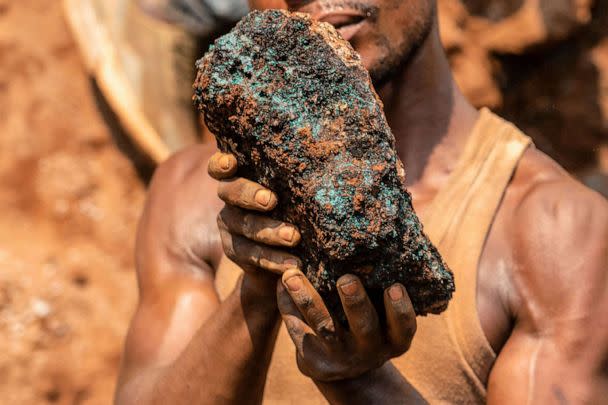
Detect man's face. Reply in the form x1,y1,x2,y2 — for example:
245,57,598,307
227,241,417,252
248,0,436,84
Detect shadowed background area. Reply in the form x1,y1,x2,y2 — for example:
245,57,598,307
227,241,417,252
0,0,605,404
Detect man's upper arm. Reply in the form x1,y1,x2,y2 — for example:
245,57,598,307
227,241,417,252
120,266,220,381
488,180,608,404
116,145,224,390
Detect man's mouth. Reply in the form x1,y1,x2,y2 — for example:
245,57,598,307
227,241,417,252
318,12,367,40
317,11,368,40
293,2,378,41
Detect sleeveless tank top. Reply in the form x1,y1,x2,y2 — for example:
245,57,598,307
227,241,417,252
214,108,531,404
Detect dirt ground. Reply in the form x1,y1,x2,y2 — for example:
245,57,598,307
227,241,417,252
0,1,144,403
0,1,606,405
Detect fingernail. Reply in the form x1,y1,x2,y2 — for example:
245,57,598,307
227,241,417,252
285,275,302,292
283,258,299,268
220,155,232,170
279,226,295,242
339,280,359,296
389,285,403,301
255,189,272,206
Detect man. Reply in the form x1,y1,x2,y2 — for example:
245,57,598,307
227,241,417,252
115,0,608,403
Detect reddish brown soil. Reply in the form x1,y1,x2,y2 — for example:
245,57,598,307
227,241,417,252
0,1,144,403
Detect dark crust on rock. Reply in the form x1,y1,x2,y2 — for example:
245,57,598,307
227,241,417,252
193,10,455,319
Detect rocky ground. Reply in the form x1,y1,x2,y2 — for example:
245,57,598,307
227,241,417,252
0,1,606,404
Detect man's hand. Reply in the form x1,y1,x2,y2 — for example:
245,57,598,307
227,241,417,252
277,269,417,382
207,152,302,275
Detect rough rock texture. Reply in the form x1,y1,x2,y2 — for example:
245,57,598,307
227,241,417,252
440,0,608,194
194,10,454,318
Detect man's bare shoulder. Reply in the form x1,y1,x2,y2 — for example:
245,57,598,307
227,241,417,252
152,143,219,194
140,143,225,279
504,146,607,331
511,146,607,238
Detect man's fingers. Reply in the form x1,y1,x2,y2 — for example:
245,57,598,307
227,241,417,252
384,284,417,355
277,282,334,380
277,282,315,351
218,224,301,274
281,269,337,340
218,177,278,212
208,152,238,180
337,274,381,350
218,206,301,248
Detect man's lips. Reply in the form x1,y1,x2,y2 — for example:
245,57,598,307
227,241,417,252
290,1,378,41
317,12,368,40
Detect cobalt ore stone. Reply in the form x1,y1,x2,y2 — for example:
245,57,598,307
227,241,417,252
193,9,454,318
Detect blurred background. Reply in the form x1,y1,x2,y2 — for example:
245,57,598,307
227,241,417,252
0,0,606,404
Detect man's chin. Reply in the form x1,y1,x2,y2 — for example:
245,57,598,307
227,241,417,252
364,27,435,87
353,44,405,88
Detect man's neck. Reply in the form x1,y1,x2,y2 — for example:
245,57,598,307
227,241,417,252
376,28,478,188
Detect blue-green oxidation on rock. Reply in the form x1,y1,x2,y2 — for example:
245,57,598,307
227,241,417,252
193,9,454,319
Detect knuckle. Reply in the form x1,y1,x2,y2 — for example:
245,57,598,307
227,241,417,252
342,293,367,307
394,310,417,335
231,234,247,256
249,244,263,267
314,317,336,338
255,228,272,245
220,235,236,261
240,182,258,201
299,298,317,314
219,179,247,206
259,246,281,266
354,321,377,339
393,302,416,323
241,213,255,237
283,316,302,336
236,196,252,209
216,181,230,201
247,243,272,269
296,295,315,310
216,211,227,229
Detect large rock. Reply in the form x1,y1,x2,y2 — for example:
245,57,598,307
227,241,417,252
193,9,454,318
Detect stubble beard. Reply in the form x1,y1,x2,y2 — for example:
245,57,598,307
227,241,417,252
368,6,435,87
